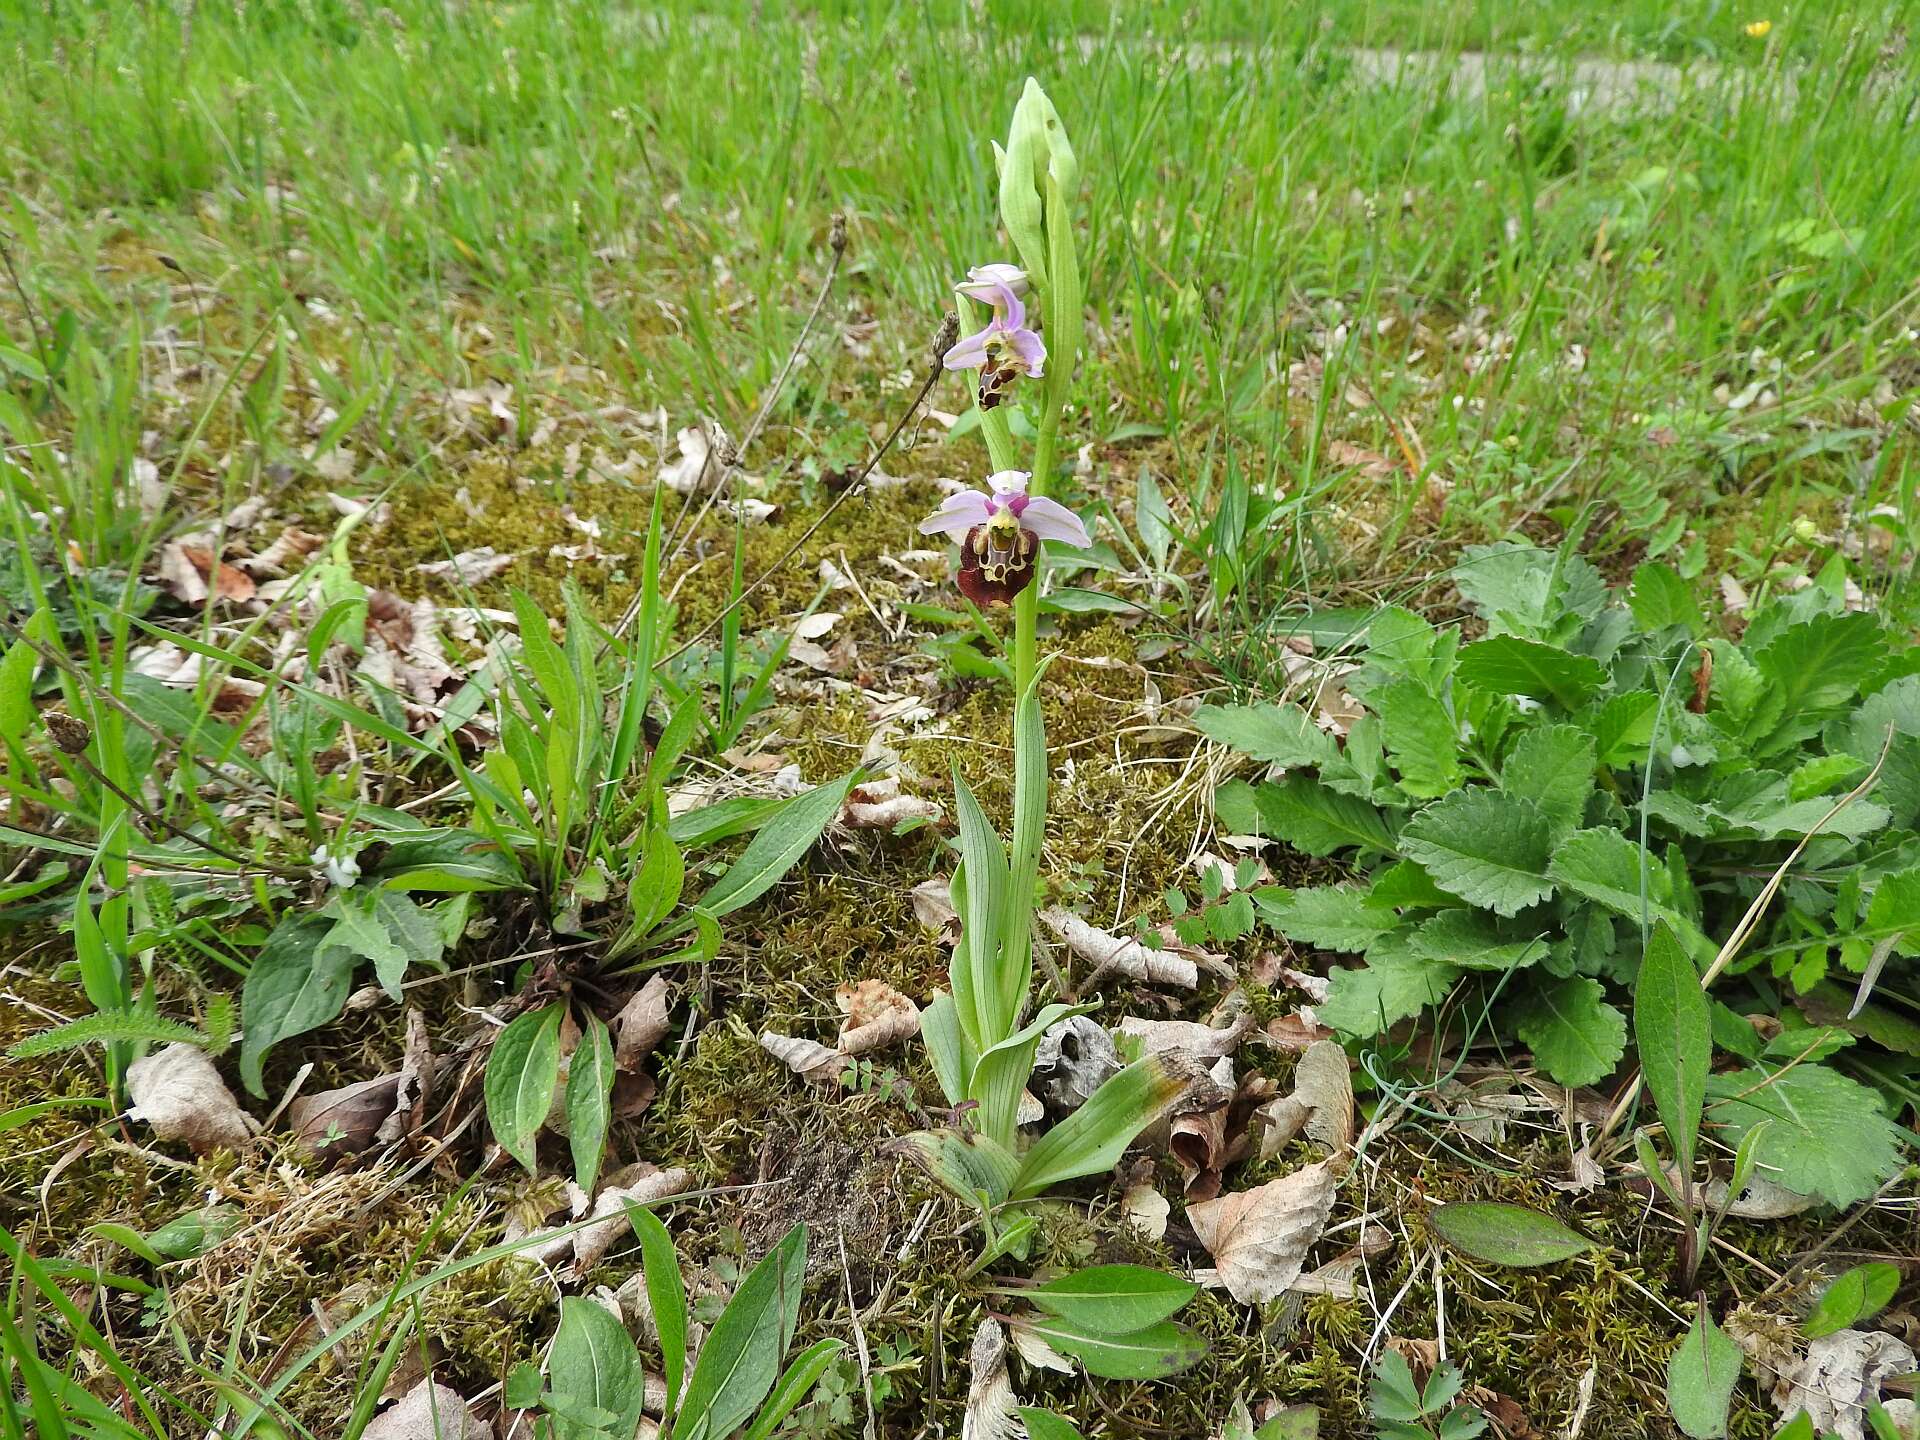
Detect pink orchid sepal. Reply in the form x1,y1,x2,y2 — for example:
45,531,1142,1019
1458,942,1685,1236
918,470,1090,606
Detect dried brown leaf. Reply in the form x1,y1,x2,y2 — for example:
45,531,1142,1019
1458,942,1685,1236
613,976,673,1069
1292,1038,1355,1156
363,1380,489,1440
835,980,920,1054
288,1073,402,1158
573,1166,692,1273
126,1044,254,1154
759,1031,846,1085
1187,1161,1338,1304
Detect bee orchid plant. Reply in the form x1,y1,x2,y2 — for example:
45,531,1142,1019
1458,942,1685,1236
907,81,1190,1251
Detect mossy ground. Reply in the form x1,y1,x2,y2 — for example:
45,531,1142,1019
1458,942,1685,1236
4,466,1895,1437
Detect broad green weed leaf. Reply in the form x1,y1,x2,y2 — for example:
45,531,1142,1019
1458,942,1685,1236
1630,562,1703,635
484,1003,564,1174
1218,776,1398,857
1666,1308,1741,1439
1430,1202,1595,1267
1634,923,1711,1179
1019,1411,1089,1440
1705,1064,1907,1206
1510,976,1627,1087
1318,939,1459,1037
1548,830,1714,961
547,1297,645,1440
1456,635,1607,709
1377,680,1462,798
1501,724,1597,836
1254,885,1399,952
1410,909,1549,972
239,916,356,1097
1193,702,1334,769
1400,789,1556,916
1586,690,1660,767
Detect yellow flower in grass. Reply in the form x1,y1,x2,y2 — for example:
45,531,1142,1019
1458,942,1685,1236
1745,19,1773,37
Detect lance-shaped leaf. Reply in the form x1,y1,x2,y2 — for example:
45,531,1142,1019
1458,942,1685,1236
484,1003,564,1174
1430,1202,1595,1268
1011,1053,1192,1200
952,770,1011,1047
1635,923,1710,1182
676,1223,808,1440
1013,1314,1206,1381
565,1012,615,1193
920,991,975,1110
698,772,856,918
625,1205,687,1416
740,1338,845,1440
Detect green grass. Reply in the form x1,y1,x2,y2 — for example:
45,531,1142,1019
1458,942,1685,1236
3,0,1919,1435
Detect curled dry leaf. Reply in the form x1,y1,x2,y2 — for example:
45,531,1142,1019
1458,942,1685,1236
1255,1097,1311,1162
836,979,920,1054
1040,906,1197,989
1030,1014,1122,1115
363,1380,490,1440
613,976,673,1069
573,1165,693,1273
1122,1182,1172,1241
414,547,516,585
840,777,943,830
759,1031,846,1086
1117,1012,1252,1061
1262,1012,1334,1051
961,1318,1023,1440
126,1044,254,1154
1187,1161,1338,1304
375,1009,436,1147
289,1073,403,1158
910,877,960,942
1171,1056,1235,1202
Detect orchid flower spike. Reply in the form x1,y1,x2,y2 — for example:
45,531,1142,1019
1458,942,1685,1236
945,271,1045,410
917,470,1090,606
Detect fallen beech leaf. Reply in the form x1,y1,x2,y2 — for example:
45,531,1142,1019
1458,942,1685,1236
759,1031,846,1085
363,1380,489,1440
289,1073,402,1158
613,976,673,1069
158,539,257,605
1188,1161,1337,1304
573,1166,692,1273
1040,907,1197,988
1031,1015,1122,1114
1263,1013,1333,1051
836,980,920,1054
126,1044,254,1154
910,877,960,941
962,1319,1022,1440
1292,1039,1355,1156
1290,1224,1393,1299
